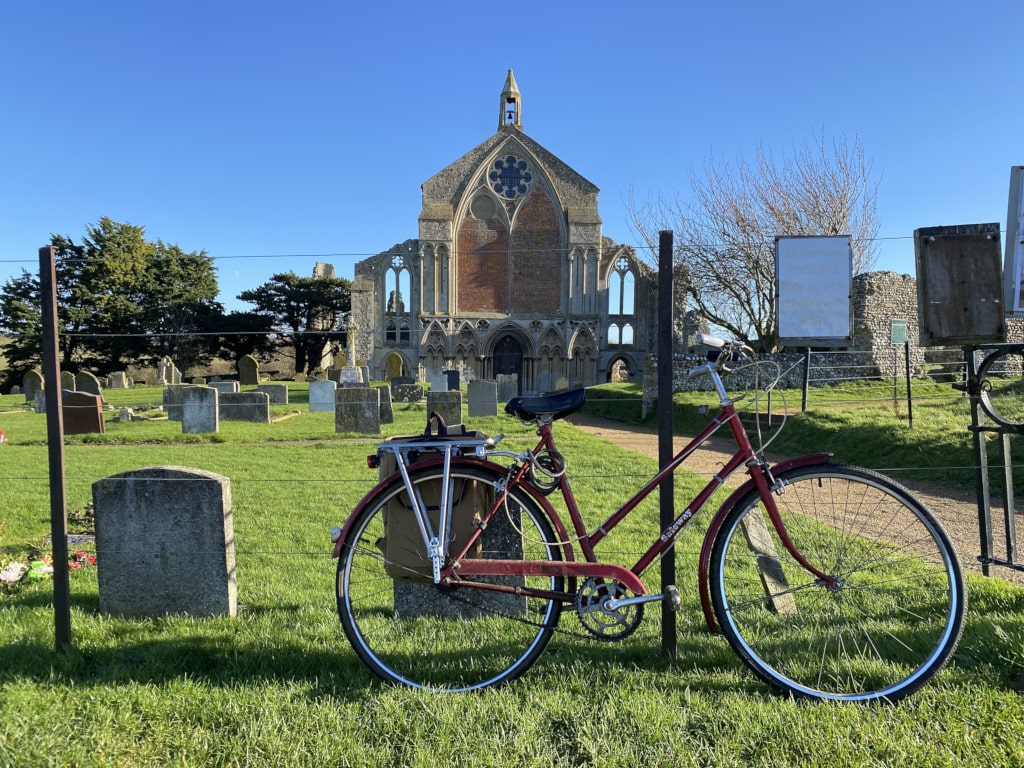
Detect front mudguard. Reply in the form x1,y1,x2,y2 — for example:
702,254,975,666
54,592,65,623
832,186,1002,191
696,454,831,632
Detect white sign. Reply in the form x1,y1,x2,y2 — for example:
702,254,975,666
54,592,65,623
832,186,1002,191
776,235,852,345
1004,166,1024,314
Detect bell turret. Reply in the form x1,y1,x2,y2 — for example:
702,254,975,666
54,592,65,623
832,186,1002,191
499,69,522,130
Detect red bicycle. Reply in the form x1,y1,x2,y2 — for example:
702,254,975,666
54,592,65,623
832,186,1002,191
332,336,966,702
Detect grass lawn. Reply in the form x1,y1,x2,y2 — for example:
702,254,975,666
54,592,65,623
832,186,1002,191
1,382,1024,767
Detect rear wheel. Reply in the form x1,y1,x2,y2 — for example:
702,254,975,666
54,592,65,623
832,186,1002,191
336,463,564,691
709,464,965,702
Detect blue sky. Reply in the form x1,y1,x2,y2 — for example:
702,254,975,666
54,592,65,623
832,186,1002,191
1,1,1020,312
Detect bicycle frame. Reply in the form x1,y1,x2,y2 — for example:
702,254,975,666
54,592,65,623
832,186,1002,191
452,396,831,630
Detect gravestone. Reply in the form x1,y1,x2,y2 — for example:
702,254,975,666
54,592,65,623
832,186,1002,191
394,383,424,403
257,383,288,405
390,376,415,395
77,371,104,399
293,372,307,383
192,377,206,386
210,380,239,395
426,390,462,428
107,372,129,389
60,371,76,392
444,369,460,391
555,376,569,391
62,391,105,435
496,373,518,403
33,389,46,414
182,386,219,434
376,384,394,424
467,379,499,417
360,366,370,385
162,385,193,421
309,379,337,412
238,355,259,386
92,466,236,618
339,366,362,388
219,392,270,423
22,370,42,404
428,373,448,392
335,387,380,434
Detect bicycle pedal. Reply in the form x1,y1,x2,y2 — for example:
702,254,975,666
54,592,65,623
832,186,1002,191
663,585,681,612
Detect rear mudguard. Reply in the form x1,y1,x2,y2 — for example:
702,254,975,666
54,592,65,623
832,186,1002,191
697,454,831,632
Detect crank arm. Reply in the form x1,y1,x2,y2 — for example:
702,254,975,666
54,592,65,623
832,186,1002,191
605,585,680,612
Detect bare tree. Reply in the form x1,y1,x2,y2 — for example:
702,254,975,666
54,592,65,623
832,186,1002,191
630,133,879,351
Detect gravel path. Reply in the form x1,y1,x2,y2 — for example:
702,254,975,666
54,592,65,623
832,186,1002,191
566,412,1024,586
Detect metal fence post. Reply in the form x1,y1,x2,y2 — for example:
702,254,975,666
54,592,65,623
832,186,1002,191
39,245,72,652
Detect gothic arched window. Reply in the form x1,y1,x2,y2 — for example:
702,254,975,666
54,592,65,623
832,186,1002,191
385,253,411,346
607,256,636,347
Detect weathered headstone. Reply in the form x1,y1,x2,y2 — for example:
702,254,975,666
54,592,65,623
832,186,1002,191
192,377,207,386
220,391,271,423
496,373,518,403
444,369,460,391
22,370,43,404
428,373,448,392
162,385,193,421
210,380,240,395
339,366,362,388
394,383,424,403
390,376,415,395
92,466,236,618
63,391,105,435
426,390,462,427
77,371,103,399
156,357,175,385
238,355,259,386
309,379,337,412
375,383,394,424
335,387,380,434
293,372,307,383
555,376,570,391
467,379,499,417
257,383,288,405
359,366,370,385
33,389,46,414
182,386,219,434
107,372,129,389
60,371,76,392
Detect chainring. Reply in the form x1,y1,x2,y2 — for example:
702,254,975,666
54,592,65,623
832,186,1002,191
575,577,644,641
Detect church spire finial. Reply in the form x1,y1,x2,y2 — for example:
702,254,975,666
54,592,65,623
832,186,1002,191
499,69,522,131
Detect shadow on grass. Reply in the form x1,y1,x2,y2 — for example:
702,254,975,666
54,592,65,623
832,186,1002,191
0,625,376,703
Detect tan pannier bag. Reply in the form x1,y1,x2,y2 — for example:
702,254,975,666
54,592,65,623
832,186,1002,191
375,414,493,582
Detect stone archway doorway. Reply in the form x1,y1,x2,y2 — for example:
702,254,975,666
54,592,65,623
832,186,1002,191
492,334,524,394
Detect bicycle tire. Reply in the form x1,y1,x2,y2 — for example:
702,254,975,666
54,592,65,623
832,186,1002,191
708,463,966,703
336,462,564,691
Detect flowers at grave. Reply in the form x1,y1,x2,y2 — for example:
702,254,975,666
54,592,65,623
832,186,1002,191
0,561,29,584
0,427,6,444
70,549,96,569
28,557,53,580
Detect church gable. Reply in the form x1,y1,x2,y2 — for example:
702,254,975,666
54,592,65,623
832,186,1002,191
356,71,656,394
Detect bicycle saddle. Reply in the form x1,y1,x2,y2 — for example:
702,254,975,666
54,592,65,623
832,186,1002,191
504,388,586,422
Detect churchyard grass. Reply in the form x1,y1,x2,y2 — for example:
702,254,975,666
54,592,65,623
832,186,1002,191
2,384,1024,766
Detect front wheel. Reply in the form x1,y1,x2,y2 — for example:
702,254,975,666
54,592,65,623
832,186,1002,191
709,464,966,703
336,462,564,691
